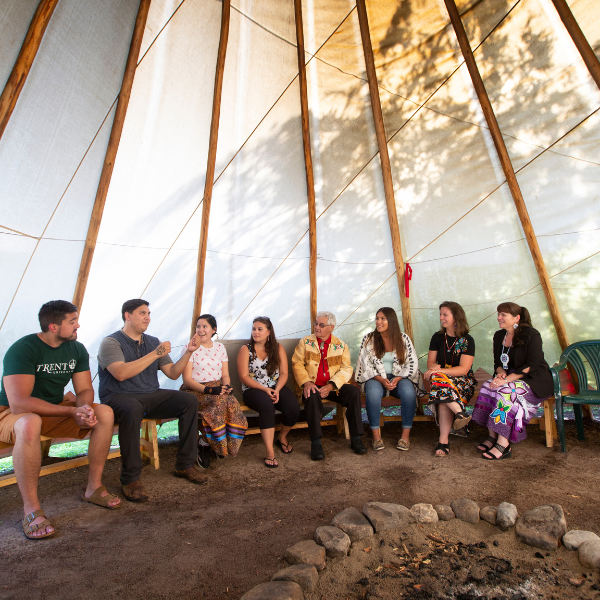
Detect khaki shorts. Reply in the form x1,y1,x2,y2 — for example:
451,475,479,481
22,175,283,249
0,400,90,445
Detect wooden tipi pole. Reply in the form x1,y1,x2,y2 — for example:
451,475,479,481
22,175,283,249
190,0,231,337
72,0,152,310
294,0,318,332
0,0,60,141
549,0,600,92
355,0,413,340
444,0,570,353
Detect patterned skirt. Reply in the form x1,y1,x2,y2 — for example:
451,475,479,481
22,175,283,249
427,370,477,410
184,381,248,457
472,379,545,443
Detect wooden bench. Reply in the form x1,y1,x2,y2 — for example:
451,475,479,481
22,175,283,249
0,417,166,489
221,339,346,436
359,367,557,448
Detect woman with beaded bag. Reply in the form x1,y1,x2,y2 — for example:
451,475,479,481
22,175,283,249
472,302,553,460
425,301,477,457
182,314,248,469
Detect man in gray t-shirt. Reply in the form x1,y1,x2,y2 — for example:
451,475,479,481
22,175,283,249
97,299,206,502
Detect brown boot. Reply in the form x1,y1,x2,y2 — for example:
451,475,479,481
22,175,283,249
174,467,208,484
121,480,149,502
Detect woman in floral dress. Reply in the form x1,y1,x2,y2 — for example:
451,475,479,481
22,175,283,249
237,317,299,468
182,314,247,468
472,302,553,460
425,301,477,457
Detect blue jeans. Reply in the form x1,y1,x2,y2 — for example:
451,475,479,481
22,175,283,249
364,376,417,430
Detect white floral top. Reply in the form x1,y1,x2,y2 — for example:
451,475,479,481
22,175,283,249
241,344,279,392
188,342,228,383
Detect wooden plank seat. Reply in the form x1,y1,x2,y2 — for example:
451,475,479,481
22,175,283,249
0,417,169,489
220,338,347,436
357,367,557,448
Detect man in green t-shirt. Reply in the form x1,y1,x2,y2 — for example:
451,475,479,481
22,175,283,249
0,300,121,540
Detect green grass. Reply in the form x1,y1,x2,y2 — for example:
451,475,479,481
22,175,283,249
0,420,180,476
2,409,599,477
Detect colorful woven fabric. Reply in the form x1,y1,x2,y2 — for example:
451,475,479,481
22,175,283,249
187,381,248,456
472,379,544,443
428,370,476,409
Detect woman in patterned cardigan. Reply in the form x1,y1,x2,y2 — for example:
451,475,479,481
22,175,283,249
356,307,420,452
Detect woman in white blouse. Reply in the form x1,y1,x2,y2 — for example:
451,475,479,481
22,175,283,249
182,314,247,469
355,307,420,452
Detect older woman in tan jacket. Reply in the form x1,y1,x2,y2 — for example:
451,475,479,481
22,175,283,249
292,311,367,461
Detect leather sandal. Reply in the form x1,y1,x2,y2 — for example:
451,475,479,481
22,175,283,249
434,442,450,457
452,410,472,431
482,442,512,460
22,509,56,540
174,467,209,484
122,480,149,502
81,485,121,509
477,436,497,453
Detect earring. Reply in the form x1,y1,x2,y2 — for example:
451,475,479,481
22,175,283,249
514,323,518,329
215,332,219,340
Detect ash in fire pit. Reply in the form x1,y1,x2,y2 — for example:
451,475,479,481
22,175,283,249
306,519,598,600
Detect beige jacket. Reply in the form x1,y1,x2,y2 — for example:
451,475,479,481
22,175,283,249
292,333,353,394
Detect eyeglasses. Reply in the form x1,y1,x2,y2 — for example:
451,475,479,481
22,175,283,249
314,321,332,328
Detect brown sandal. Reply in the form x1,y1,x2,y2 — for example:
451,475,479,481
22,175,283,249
122,480,149,502
22,509,57,540
81,485,122,509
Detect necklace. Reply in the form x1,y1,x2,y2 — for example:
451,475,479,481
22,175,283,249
500,332,511,370
444,333,457,368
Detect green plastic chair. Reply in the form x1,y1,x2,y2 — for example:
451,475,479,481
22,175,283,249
550,340,600,453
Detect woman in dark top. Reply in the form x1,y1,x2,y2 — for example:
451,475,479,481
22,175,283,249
237,317,299,468
425,301,477,457
472,302,553,460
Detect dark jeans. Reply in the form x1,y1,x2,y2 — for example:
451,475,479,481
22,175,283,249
242,387,300,430
304,383,364,441
102,389,198,485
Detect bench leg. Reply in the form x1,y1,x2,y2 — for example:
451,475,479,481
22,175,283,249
40,439,52,459
140,420,160,470
543,397,556,448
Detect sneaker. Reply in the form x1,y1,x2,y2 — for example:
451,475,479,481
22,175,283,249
396,438,410,451
372,439,385,451
351,438,368,455
196,445,211,469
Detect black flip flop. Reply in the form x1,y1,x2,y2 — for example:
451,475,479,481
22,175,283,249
264,457,279,468
275,439,293,454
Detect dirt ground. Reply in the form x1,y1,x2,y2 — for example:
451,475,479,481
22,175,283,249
1,419,599,600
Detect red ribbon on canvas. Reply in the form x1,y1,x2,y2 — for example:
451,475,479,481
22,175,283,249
405,263,413,298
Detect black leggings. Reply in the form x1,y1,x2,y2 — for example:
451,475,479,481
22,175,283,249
242,386,300,430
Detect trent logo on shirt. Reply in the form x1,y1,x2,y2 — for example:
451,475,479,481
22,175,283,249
36,360,77,374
